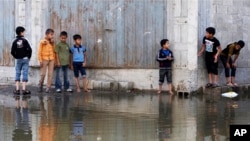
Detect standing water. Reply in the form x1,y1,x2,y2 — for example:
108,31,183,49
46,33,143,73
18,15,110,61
0,87,250,141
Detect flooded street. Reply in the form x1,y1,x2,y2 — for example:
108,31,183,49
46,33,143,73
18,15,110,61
0,87,250,141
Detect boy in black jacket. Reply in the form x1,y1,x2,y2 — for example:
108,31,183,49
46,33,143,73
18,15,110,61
157,39,174,94
11,26,32,95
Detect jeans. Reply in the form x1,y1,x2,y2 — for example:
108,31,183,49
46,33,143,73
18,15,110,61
55,65,70,89
220,55,236,77
15,59,29,82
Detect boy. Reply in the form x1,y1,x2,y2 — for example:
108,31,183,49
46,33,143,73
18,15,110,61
156,39,174,95
11,26,32,95
198,27,222,88
55,31,73,93
220,40,245,87
70,34,90,93
38,28,55,93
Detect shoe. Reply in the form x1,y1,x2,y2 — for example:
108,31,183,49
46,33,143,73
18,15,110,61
56,89,61,93
66,88,73,92
212,83,219,88
13,90,20,95
38,85,43,92
45,88,51,93
205,83,213,88
22,90,31,95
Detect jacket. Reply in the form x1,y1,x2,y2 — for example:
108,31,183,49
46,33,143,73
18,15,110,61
11,36,32,59
156,48,174,69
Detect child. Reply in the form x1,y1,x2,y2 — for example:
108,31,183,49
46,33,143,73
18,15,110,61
198,27,222,88
11,26,32,95
156,39,174,94
38,28,55,93
220,40,245,87
55,31,73,93
70,34,90,93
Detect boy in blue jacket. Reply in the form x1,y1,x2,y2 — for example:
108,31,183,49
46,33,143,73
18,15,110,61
156,39,174,94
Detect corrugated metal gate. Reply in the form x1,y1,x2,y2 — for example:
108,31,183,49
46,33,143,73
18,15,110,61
0,0,15,66
49,0,168,69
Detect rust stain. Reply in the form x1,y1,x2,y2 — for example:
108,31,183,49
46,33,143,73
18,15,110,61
2,44,14,66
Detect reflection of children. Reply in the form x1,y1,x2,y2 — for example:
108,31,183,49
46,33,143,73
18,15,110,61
157,39,174,94
198,27,222,88
12,96,32,141
220,40,245,87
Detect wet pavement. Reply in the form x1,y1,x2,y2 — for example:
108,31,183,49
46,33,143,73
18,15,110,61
0,85,250,141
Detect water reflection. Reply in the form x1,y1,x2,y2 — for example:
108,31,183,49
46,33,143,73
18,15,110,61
0,89,250,141
13,95,32,141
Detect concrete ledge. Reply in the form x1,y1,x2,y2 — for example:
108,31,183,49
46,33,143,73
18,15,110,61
87,80,133,91
202,84,250,95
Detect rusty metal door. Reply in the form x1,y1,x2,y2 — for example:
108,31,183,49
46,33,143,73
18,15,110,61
49,0,167,69
0,0,15,66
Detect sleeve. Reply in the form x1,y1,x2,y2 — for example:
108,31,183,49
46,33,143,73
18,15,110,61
202,37,206,44
55,43,60,53
170,50,174,61
216,38,221,46
25,39,32,59
11,40,17,58
83,46,86,53
38,41,43,62
228,44,234,57
156,50,167,61
69,47,73,54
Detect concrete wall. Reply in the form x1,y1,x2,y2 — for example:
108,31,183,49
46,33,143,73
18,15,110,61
198,0,250,85
1,0,250,92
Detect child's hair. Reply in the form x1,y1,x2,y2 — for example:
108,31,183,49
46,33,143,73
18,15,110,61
16,26,25,36
73,34,82,40
45,28,54,35
237,40,245,48
160,39,169,47
60,31,68,37
206,27,216,35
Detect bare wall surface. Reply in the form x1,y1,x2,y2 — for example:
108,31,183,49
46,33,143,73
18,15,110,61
1,0,249,91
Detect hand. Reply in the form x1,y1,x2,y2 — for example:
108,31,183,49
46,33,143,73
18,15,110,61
40,62,43,68
166,56,172,60
214,55,218,63
226,62,230,68
198,52,203,56
50,38,54,44
56,62,61,67
69,65,73,70
82,62,86,67
42,40,47,45
232,63,236,68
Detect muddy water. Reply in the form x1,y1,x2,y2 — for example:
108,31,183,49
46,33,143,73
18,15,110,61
0,90,250,141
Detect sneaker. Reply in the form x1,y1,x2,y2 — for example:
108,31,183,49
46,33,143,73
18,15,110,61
205,83,213,88
13,90,20,95
66,88,73,92
22,90,31,95
56,89,61,93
